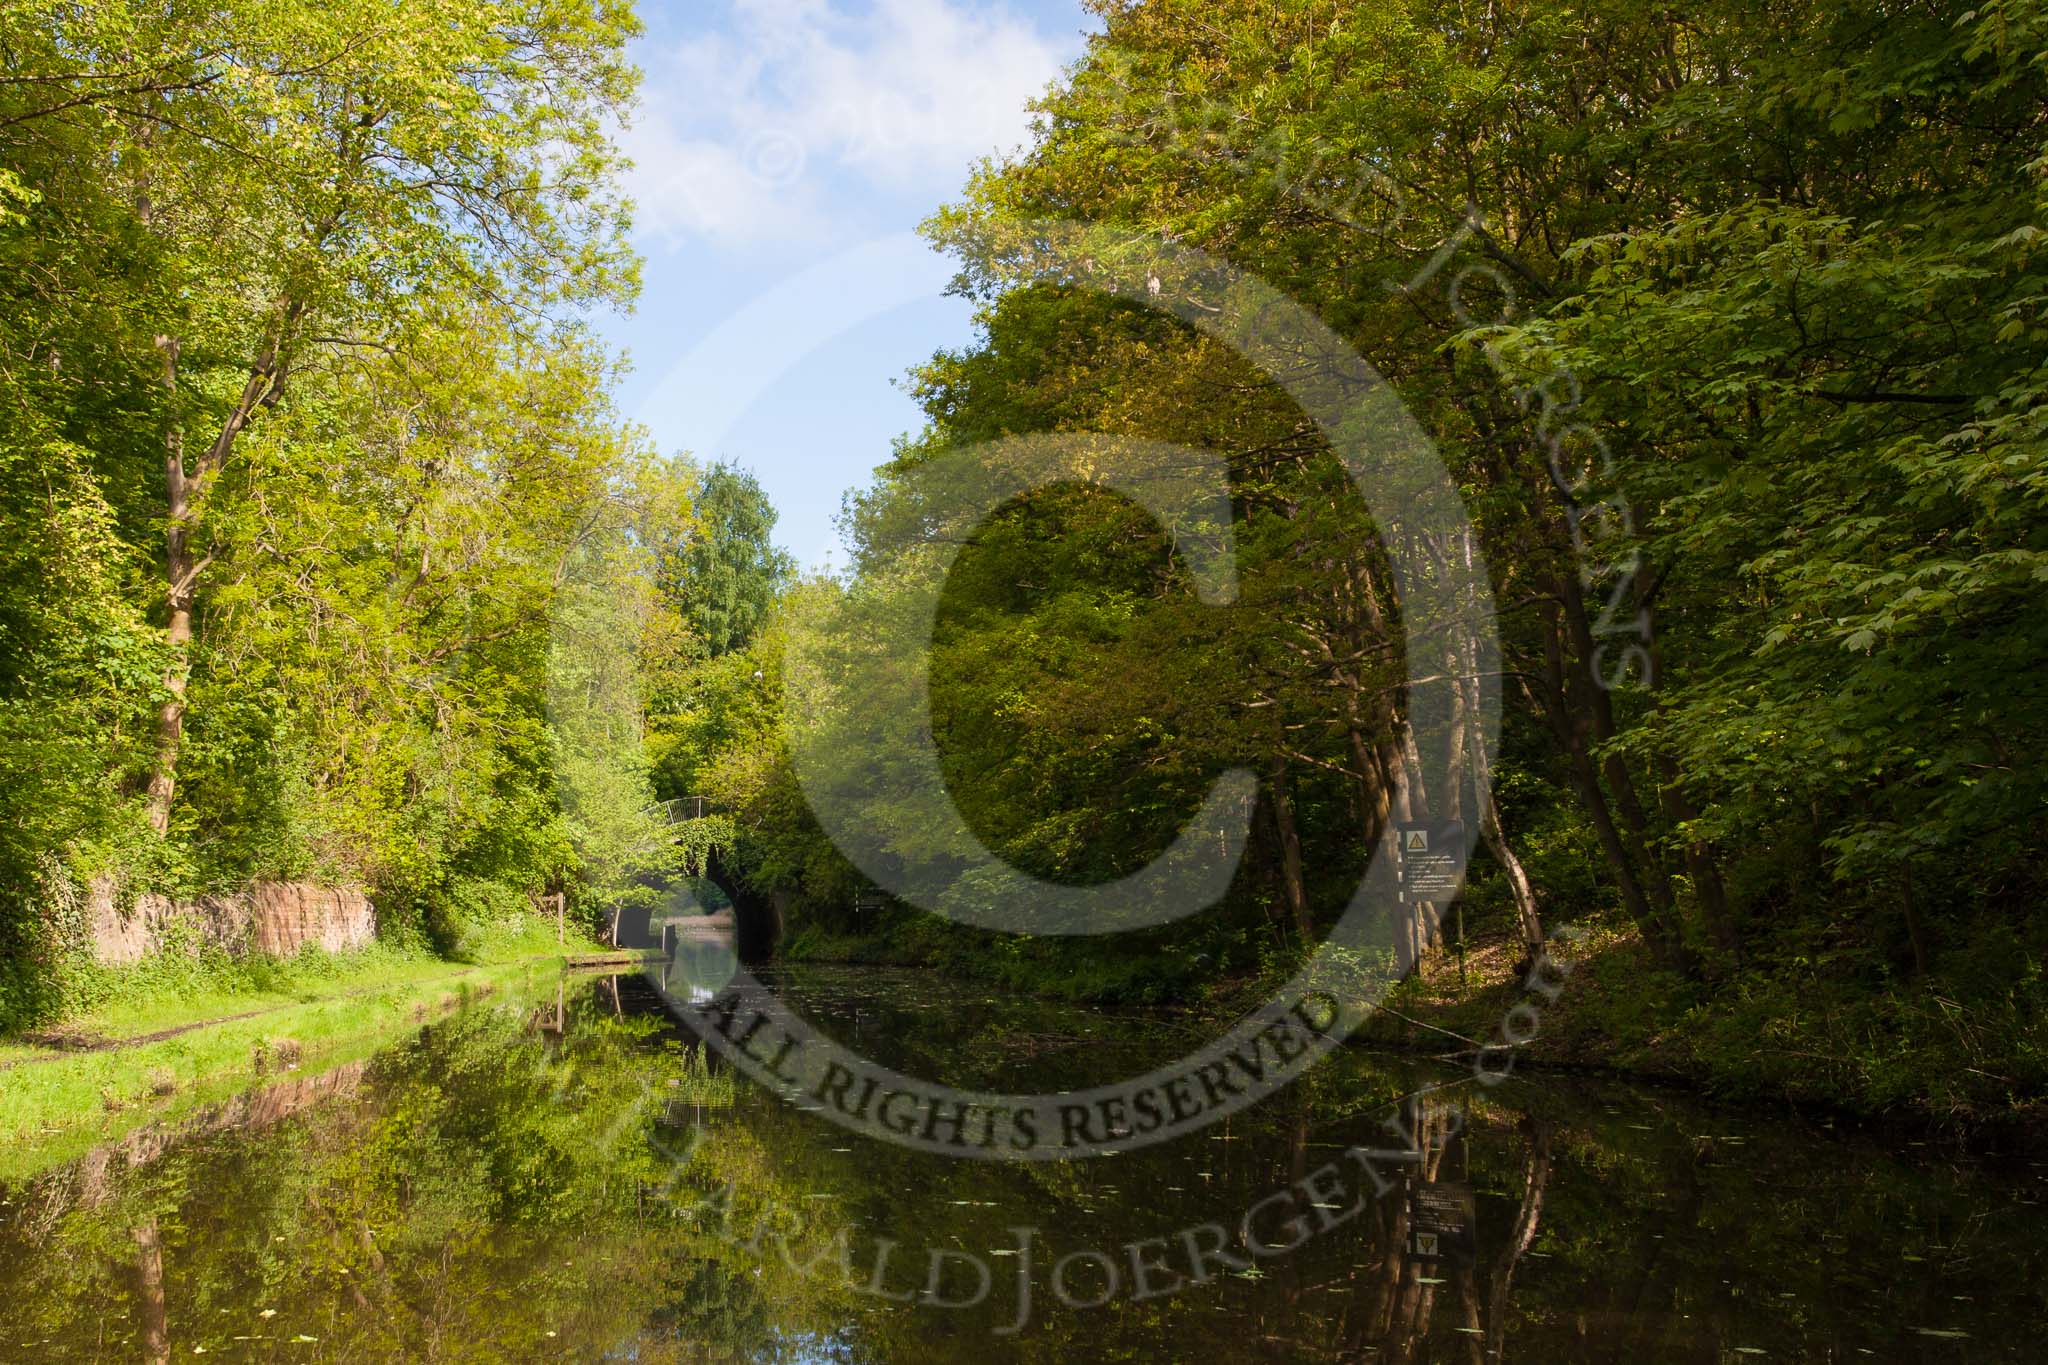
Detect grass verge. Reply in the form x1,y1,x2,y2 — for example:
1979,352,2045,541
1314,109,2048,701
0,923,609,1180
1355,916,2048,1142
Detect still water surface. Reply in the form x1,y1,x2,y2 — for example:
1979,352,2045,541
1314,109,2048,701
1,963,2043,1361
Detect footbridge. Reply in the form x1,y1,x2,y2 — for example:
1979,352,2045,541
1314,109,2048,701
610,796,782,964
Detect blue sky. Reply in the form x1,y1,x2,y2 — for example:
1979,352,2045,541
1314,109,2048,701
598,0,1098,570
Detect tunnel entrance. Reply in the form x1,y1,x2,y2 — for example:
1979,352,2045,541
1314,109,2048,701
610,851,780,965
617,800,783,965
702,848,781,963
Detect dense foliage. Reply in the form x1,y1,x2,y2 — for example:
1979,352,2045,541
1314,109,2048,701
0,0,693,1025
660,463,795,660
4,0,2044,1117
690,0,2047,1114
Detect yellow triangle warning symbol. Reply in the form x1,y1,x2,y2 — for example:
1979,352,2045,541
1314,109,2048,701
1404,830,1429,852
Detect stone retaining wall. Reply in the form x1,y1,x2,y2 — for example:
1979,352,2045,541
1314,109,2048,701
87,879,376,965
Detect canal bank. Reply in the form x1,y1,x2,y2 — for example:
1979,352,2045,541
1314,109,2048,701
777,912,2048,1148
0,928,609,1177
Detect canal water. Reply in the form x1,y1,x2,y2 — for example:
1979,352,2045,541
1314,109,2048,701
1,963,2042,1361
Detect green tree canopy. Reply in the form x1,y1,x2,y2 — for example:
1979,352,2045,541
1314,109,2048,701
662,463,796,659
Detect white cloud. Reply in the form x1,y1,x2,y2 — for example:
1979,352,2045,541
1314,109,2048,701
621,0,1077,251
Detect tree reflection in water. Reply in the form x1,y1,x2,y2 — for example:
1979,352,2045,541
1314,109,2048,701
0,970,2041,1362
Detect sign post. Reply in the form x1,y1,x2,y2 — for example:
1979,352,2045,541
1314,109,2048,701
1397,819,1466,904
1406,1180,1477,1266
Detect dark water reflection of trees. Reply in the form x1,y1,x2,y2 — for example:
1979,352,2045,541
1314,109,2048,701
0,969,2042,1362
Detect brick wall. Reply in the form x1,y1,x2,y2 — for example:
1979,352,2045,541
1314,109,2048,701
87,879,377,965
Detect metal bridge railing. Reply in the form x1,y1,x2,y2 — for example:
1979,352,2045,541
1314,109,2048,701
649,795,719,825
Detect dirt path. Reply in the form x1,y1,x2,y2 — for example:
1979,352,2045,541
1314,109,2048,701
0,958,537,1072
14,1009,278,1058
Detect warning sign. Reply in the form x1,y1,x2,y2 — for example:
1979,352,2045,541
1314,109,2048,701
1407,1181,1476,1265
1397,819,1465,903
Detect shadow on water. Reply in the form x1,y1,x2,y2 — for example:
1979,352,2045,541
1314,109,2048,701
0,965,2043,1361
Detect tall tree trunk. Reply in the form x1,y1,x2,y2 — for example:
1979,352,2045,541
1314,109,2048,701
1378,731,1432,973
142,303,305,835
1638,575,1741,968
1560,573,1659,833
1563,738,1682,968
1346,717,1392,835
1656,753,1739,965
144,337,187,835
1451,618,1545,961
1396,728,1440,964
1341,555,1439,963
1484,1118,1551,1364
1479,785,1544,963
1900,861,1930,978
134,1218,169,1365
1558,573,1688,928
1530,608,1689,971
1267,756,1314,943
1344,708,1424,955
1454,1262,1486,1365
